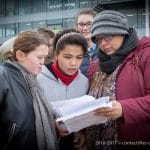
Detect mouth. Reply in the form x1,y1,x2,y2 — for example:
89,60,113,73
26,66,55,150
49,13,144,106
103,48,111,51
67,68,77,73
68,68,77,71
38,67,42,71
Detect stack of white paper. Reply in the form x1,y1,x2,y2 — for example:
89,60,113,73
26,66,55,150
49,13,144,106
51,95,112,133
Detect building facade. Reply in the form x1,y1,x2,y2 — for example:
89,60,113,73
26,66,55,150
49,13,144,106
0,0,149,44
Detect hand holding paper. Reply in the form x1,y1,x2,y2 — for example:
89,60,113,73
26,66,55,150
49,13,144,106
94,100,122,120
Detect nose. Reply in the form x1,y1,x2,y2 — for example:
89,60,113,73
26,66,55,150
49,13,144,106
40,57,45,65
83,25,88,29
100,38,108,45
70,58,77,66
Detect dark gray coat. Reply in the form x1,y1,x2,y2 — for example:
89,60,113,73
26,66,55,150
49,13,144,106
0,63,37,150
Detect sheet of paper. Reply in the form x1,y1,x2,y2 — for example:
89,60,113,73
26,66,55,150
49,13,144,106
51,95,95,116
51,95,112,133
64,112,108,133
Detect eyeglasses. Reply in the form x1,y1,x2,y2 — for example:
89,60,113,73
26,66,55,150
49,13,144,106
95,35,113,43
77,21,92,28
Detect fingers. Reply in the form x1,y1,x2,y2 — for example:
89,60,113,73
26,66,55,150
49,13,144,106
94,110,113,118
55,120,69,137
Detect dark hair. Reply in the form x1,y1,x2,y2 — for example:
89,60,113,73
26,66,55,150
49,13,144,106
53,28,88,55
37,27,55,39
76,9,97,22
3,30,48,60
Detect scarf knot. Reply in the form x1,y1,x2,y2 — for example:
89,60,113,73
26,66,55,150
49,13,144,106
52,60,78,86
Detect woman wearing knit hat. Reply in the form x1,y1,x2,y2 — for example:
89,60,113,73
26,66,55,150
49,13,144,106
85,10,150,150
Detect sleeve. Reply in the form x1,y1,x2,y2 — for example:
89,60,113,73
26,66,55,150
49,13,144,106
0,71,6,106
119,45,150,126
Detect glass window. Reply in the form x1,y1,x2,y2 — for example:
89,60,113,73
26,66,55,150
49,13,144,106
123,8,145,38
5,23,17,37
19,0,32,15
47,0,62,12
33,20,46,29
137,9,146,38
63,0,77,10
32,0,46,13
63,17,75,29
92,0,98,6
47,19,63,30
47,24,62,30
6,0,18,16
0,0,5,17
18,22,32,32
79,0,89,8
0,25,5,38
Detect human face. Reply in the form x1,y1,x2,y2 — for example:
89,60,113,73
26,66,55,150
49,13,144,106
96,35,124,55
76,14,93,40
18,44,48,75
55,44,84,76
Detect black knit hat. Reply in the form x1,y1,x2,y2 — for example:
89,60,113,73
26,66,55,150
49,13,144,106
91,10,129,43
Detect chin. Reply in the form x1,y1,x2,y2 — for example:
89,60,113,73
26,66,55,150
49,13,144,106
33,71,40,75
105,51,114,55
66,72,74,76
84,36,90,40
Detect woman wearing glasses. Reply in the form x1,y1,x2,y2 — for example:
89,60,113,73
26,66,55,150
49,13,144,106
85,10,150,150
76,9,98,77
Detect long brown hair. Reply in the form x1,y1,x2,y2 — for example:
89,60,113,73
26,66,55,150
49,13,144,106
3,30,48,61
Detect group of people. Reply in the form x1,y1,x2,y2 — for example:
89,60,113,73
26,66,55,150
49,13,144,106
0,9,150,150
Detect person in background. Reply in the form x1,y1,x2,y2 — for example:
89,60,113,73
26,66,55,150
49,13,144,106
37,27,55,64
76,9,98,77
37,28,89,150
0,30,58,150
84,10,150,150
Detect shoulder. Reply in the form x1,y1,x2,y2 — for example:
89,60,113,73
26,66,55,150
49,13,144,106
135,36,150,61
37,65,57,85
0,64,7,80
78,71,89,83
137,36,150,52
38,65,53,78
0,63,12,77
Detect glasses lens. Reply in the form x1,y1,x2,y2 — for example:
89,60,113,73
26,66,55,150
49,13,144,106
95,35,113,43
77,22,92,28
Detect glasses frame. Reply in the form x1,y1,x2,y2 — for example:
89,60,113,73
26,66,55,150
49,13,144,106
95,35,113,43
77,21,92,28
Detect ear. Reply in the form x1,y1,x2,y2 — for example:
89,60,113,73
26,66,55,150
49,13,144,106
54,51,58,61
16,50,25,62
75,24,78,30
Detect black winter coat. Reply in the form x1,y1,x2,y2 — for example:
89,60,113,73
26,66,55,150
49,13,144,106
0,63,37,150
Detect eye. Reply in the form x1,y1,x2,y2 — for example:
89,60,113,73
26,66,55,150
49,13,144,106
64,56,71,59
78,23,84,27
77,56,83,59
38,56,44,59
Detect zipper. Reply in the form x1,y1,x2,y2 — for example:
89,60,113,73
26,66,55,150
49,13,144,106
3,123,16,150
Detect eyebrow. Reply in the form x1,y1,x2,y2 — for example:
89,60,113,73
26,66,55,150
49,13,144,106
78,21,92,23
63,54,83,56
